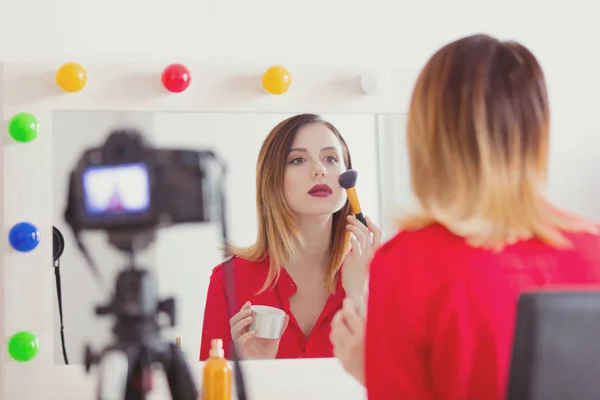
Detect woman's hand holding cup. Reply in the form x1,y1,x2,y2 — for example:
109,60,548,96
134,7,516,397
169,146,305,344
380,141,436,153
229,301,289,359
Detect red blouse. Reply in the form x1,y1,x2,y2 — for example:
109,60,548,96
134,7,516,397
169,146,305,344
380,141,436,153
199,256,345,361
365,223,600,400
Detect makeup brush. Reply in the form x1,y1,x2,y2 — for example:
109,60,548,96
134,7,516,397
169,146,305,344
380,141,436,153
339,169,367,227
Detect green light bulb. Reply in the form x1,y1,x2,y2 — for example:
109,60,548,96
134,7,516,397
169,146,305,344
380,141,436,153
8,331,39,362
8,112,40,143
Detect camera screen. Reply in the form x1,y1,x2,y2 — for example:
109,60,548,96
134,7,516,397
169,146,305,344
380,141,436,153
82,163,151,216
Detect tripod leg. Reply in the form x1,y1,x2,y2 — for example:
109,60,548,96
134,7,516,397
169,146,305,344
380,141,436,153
163,343,199,400
124,347,152,400
97,349,129,400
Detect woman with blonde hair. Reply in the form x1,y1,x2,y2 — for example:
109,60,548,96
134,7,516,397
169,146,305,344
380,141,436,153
330,34,600,399
200,113,382,361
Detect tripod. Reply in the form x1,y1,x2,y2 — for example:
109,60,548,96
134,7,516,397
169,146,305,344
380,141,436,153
83,240,198,400
78,166,248,400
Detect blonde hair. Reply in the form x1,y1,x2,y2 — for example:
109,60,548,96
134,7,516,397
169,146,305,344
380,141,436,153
401,34,597,250
229,114,353,293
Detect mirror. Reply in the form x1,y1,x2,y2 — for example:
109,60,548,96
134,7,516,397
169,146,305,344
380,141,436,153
51,110,404,365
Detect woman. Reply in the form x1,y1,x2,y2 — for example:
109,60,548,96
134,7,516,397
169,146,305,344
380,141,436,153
331,34,600,399
200,113,382,361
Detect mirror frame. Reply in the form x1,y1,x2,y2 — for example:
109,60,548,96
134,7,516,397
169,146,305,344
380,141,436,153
0,62,413,399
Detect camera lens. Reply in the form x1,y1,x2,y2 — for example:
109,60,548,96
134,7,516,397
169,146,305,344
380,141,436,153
179,151,197,164
114,145,128,159
126,280,138,292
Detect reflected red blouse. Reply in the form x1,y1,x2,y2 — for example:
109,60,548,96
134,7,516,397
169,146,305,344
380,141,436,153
199,256,345,361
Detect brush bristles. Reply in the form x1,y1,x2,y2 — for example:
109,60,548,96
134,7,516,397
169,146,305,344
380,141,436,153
339,169,358,189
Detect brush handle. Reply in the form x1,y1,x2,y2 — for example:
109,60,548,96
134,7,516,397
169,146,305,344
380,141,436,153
355,212,367,227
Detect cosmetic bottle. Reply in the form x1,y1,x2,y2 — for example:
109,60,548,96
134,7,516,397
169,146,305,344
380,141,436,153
202,338,232,400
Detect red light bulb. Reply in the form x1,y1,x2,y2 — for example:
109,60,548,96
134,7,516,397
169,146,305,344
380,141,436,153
161,63,191,93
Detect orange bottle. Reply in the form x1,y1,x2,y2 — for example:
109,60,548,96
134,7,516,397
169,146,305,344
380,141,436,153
202,339,232,400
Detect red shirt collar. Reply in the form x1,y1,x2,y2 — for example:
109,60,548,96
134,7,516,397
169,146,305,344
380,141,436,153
266,255,346,299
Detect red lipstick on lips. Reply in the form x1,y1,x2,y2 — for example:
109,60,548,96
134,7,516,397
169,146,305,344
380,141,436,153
308,184,333,197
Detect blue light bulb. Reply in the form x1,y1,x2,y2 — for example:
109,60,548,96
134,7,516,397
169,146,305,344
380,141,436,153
8,222,40,252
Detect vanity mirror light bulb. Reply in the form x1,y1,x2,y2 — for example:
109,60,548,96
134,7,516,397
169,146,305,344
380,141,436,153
9,222,41,252
162,63,192,93
262,65,292,95
8,112,40,143
360,69,392,95
56,62,87,93
8,331,40,362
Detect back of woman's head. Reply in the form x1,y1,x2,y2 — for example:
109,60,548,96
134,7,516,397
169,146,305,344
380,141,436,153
404,33,596,249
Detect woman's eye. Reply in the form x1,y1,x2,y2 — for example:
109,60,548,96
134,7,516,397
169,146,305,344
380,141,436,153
289,157,305,164
324,156,338,163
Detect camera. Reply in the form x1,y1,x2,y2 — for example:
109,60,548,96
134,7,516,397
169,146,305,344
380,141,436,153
64,128,225,242
61,128,232,400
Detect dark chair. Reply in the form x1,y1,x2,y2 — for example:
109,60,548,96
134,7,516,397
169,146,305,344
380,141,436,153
507,290,600,400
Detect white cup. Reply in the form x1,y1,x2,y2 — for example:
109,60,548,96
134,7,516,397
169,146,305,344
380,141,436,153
248,305,287,339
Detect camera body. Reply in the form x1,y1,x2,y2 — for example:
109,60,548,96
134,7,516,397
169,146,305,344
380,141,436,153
64,128,224,233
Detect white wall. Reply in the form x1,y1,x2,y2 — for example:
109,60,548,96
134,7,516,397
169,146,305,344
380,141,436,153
51,111,383,364
1,0,596,220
